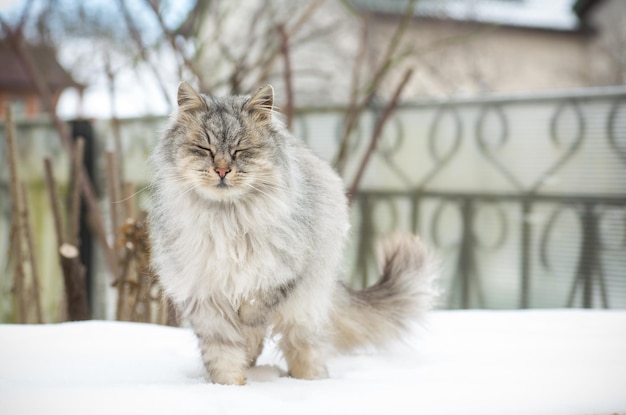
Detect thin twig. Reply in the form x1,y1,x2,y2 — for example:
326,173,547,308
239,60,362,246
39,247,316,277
347,69,414,204
14,0,34,34
248,0,324,89
0,21,118,279
348,13,369,119
144,0,210,92
105,151,122,251
278,24,294,130
115,243,133,321
117,0,173,111
334,0,417,173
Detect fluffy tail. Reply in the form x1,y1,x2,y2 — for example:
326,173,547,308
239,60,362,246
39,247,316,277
331,233,439,352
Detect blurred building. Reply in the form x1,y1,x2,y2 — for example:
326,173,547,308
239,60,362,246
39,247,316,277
349,0,626,99
0,39,83,119
189,0,625,106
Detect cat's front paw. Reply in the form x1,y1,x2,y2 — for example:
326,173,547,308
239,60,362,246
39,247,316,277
288,362,329,380
208,370,247,386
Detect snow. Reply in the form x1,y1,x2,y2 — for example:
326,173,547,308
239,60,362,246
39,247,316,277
1,310,625,415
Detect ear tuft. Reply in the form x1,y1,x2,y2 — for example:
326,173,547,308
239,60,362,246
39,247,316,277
244,85,274,123
177,82,205,113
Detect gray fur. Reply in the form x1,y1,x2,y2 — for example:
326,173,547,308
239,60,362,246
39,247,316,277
148,82,439,385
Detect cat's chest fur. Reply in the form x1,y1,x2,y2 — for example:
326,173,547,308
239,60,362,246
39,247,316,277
157,188,305,304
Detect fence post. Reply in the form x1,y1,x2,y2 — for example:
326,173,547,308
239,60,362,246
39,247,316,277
70,119,96,312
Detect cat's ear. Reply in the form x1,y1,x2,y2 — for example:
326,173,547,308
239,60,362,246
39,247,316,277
177,82,205,113
244,85,274,124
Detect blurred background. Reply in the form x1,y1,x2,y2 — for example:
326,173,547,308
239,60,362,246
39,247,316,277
0,0,625,324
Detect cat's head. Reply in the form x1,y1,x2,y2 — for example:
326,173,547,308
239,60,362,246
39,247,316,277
160,82,285,202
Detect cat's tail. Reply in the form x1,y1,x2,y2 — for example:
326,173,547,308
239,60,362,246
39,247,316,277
330,233,439,352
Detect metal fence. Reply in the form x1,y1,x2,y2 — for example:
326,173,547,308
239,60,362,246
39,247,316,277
2,87,625,319
335,87,626,309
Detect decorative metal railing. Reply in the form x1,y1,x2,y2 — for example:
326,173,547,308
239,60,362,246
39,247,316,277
2,87,625,316
336,88,626,309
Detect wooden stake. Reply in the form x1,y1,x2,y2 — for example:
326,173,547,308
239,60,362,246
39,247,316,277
43,157,89,321
20,181,43,323
4,104,27,323
69,137,85,247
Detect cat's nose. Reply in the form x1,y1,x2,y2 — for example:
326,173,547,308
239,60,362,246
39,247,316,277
214,167,231,178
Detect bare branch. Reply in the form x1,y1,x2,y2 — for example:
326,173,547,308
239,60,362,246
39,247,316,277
68,137,85,247
105,151,122,250
144,0,210,92
4,104,27,323
15,0,35,35
248,0,324,89
334,0,417,173
278,24,294,130
43,158,89,321
347,69,414,203
43,158,65,250
1,22,118,280
116,0,174,111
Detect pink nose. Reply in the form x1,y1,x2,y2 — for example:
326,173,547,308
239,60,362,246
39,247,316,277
214,167,231,178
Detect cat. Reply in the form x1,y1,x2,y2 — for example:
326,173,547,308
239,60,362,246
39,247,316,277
148,82,438,385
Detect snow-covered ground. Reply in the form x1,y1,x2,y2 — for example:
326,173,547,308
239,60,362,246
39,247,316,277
1,310,625,415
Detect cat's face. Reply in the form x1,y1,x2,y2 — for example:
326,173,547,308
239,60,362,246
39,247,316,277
166,83,281,202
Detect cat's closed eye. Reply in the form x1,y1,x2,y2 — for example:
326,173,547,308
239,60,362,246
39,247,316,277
190,144,215,158
231,148,250,159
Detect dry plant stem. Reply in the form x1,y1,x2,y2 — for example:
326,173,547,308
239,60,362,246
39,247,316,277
105,151,122,252
249,0,324,88
145,0,210,92
0,22,117,279
348,14,369,117
4,105,27,323
347,69,414,204
278,24,294,130
14,0,34,33
334,0,417,174
104,57,127,198
59,243,89,321
20,181,43,323
13,241,26,323
43,158,89,321
115,248,132,321
286,0,324,38
118,184,137,321
116,0,173,111
69,137,85,247
43,159,65,249
123,182,137,219
105,152,127,319
136,265,152,323
129,264,146,323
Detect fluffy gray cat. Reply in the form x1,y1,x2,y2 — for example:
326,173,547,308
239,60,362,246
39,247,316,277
148,82,438,385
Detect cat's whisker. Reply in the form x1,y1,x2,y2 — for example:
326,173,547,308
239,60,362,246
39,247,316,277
244,183,282,202
177,183,202,199
112,185,151,204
